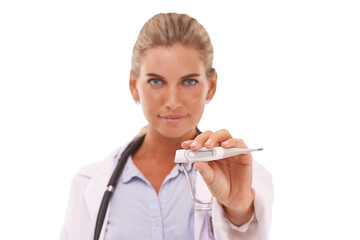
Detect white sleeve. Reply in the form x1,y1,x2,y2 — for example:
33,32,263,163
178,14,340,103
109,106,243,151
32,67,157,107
212,160,274,240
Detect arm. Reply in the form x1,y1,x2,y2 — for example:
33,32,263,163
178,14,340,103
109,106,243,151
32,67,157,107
182,130,274,239
212,160,274,239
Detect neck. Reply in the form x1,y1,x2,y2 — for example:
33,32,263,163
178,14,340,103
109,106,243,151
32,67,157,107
134,127,197,163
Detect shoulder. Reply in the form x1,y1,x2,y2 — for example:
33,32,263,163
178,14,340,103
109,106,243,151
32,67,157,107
61,141,132,238
75,145,125,179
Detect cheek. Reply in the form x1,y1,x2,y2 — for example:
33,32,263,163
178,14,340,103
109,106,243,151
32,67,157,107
185,89,207,114
186,86,208,104
139,89,162,115
187,94,204,107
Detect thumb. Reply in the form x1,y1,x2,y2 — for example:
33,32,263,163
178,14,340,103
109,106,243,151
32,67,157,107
194,161,215,185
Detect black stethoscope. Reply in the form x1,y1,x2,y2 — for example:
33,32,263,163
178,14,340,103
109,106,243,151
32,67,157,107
93,129,211,240
94,134,145,240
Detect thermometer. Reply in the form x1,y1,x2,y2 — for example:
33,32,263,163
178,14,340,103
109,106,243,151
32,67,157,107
174,147,263,163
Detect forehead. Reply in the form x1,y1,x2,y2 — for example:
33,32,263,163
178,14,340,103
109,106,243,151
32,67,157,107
139,43,206,76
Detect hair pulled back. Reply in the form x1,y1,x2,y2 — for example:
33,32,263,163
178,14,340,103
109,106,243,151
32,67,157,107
131,13,215,78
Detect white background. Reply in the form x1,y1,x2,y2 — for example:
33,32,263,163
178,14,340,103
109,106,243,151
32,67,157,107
1,0,359,239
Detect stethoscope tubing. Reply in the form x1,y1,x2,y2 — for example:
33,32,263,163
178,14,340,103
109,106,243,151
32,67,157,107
94,135,145,240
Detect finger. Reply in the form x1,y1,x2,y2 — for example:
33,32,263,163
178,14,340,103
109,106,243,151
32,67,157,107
190,130,213,150
221,138,248,149
204,129,232,148
194,161,215,185
181,140,193,149
221,138,253,162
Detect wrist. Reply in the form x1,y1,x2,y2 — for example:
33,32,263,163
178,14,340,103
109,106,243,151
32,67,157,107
223,188,255,226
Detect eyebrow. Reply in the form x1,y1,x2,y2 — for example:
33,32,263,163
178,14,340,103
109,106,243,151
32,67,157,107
146,73,200,79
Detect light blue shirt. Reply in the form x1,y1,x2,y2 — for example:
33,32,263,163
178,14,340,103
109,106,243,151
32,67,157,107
104,156,197,240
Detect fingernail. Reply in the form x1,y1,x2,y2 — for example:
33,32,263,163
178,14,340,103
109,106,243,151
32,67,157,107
205,139,213,146
191,141,198,147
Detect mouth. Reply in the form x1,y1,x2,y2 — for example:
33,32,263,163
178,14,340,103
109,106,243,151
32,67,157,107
159,115,187,124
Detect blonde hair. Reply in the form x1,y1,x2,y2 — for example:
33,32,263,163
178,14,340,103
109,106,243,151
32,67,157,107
131,13,215,78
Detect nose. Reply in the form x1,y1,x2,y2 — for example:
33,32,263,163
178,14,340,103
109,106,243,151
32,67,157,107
165,86,182,110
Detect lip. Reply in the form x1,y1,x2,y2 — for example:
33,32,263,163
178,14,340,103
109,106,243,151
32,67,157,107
159,115,187,124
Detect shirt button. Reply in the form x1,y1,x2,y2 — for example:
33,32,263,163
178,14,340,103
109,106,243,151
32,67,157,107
154,219,160,227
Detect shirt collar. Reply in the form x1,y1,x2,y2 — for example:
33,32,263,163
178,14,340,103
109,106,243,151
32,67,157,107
178,162,194,172
120,156,144,184
119,157,194,184
166,162,194,181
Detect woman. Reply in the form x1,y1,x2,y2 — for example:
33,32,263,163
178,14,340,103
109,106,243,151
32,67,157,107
61,13,273,240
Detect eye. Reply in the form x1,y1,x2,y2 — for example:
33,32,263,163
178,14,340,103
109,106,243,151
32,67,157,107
182,79,199,86
148,79,164,86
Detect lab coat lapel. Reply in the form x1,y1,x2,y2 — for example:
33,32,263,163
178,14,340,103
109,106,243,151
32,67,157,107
84,164,112,221
83,146,123,239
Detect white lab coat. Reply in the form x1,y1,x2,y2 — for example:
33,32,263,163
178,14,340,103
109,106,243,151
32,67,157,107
60,142,273,240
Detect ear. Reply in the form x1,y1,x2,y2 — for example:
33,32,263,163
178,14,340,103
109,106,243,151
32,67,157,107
129,70,139,101
206,69,217,101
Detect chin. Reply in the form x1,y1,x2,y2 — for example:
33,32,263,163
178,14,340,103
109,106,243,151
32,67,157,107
156,125,195,139
160,128,188,139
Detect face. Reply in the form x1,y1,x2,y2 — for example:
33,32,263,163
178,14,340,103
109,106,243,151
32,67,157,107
130,43,217,139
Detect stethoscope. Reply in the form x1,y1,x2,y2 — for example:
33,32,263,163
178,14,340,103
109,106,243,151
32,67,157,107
93,131,212,240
